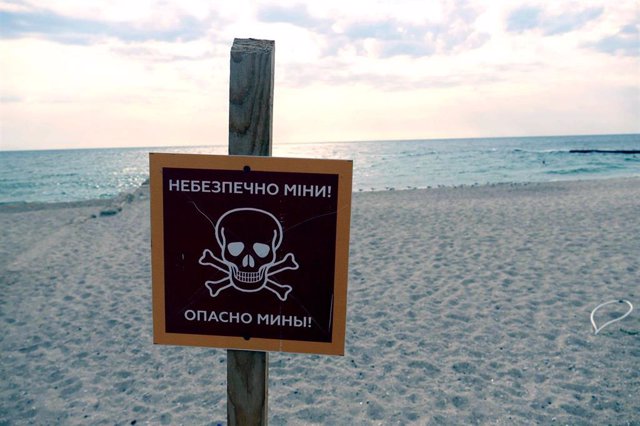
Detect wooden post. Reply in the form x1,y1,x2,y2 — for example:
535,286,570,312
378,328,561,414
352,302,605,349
229,38,275,157
226,38,274,426
227,350,268,425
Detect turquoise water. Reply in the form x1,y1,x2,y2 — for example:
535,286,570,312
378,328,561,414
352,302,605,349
1,134,639,204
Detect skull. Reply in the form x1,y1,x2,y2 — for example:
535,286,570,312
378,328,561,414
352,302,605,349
215,208,282,292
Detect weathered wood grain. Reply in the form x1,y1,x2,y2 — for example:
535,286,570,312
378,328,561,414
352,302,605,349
229,38,275,156
227,37,273,426
227,350,269,425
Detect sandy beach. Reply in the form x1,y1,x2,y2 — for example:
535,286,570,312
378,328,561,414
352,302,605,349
1,178,638,425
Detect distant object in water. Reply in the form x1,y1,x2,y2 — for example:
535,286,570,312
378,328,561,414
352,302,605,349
569,149,640,154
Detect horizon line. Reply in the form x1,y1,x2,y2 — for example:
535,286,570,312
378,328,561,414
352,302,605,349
1,132,638,153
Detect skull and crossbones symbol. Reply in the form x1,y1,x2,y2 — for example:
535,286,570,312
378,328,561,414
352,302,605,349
198,207,299,301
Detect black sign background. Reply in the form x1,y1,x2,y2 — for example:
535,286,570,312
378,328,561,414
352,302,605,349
162,167,339,343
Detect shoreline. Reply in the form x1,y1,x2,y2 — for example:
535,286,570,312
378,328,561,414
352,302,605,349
1,176,639,424
1,175,639,212
0,182,150,213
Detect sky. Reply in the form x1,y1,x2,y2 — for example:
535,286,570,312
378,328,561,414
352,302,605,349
0,0,638,150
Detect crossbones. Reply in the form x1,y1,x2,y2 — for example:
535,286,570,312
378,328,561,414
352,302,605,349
199,249,298,301
198,207,299,301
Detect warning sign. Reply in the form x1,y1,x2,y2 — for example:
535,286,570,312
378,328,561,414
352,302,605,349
150,153,352,355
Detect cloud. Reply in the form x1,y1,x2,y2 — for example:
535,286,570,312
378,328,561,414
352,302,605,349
338,18,489,58
257,3,330,31
339,20,436,57
506,5,603,35
586,23,639,56
542,7,603,35
378,40,436,58
0,8,210,44
344,20,420,40
506,6,542,32
277,57,506,92
110,45,215,63
255,2,488,59
0,95,22,103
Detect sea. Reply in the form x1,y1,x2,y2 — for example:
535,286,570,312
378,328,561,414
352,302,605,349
1,134,639,204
